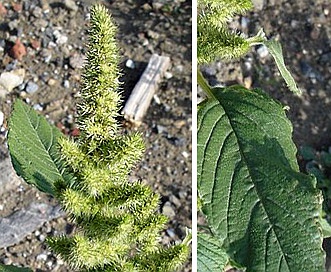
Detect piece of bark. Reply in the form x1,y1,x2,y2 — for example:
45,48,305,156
122,54,171,126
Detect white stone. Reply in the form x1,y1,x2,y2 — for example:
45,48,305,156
63,80,70,88
164,71,173,79
126,59,135,69
36,253,47,262
153,94,161,104
33,104,43,111
0,69,25,95
53,30,68,45
257,45,269,58
181,151,189,159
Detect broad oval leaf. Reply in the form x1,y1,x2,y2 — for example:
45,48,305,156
197,86,324,271
8,99,69,195
197,232,229,271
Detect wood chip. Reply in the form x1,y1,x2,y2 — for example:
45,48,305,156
122,54,171,126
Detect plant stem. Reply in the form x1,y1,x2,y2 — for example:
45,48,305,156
198,69,215,99
246,28,266,46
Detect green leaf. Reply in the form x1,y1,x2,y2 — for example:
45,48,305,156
197,232,229,271
7,99,69,196
0,264,32,272
197,86,324,271
299,145,316,161
321,151,331,167
264,39,301,95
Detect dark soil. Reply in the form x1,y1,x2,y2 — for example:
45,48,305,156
0,0,192,271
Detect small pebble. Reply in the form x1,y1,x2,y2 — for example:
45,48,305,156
46,260,53,268
178,191,187,199
153,94,161,104
63,80,70,88
291,20,299,28
12,3,22,12
252,0,265,11
162,202,176,218
32,6,43,18
69,53,85,69
257,45,269,58
243,76,252,89
30,39,41,50
10,39,27,61
63,0,79,12
33,104,43,111
0,3,7,16
36,253,48,262
164,71,173,79
241,17,249,29
156,124,167,134
166,228,176,238
244,60,252,71
170,195,182,207
202,66,217,77
2,257,11,265
0,111,4,127
8,19,19,31
125,59,135,69
174,65,184,73
164,104,171,112
147,30,159,39
40,49,52,63
47,78,57,86
181,151,189,159
0,69,25,93
53,30,68,45
25,81,39,94
174,120,186,129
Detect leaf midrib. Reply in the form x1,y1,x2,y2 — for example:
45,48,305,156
14,102,62,180
215,97,292,271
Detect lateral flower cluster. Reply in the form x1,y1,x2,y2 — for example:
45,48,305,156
47,5,189,271
198,0,263,63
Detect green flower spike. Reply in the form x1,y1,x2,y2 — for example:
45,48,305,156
46,4,190,271
198,0,264,64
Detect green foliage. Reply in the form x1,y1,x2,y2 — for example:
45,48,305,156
198,0,253,29
264,39,301,95
300,146,331,224
197,233,229,271
197,26,251,63
197,0,326,271
0,265,32,272
7,99,70,195
197,0,261,63
197,86,325,271
7,4,189,271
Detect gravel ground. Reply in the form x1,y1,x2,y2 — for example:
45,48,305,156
0,0,192,271
199,0,331,271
